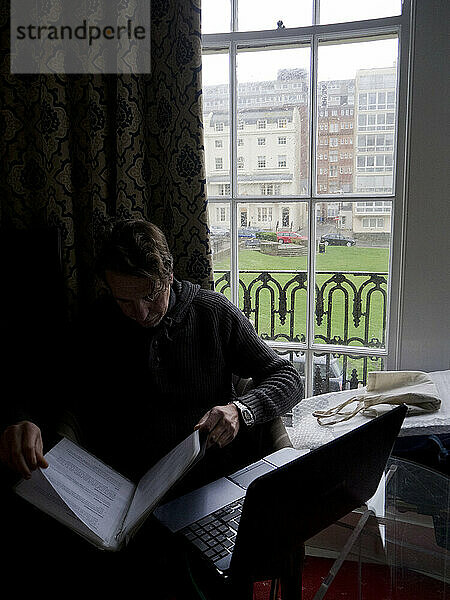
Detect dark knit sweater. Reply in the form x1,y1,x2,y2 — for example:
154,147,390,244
56,280,302,482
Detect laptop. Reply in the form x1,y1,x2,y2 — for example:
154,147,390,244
154,404,407,578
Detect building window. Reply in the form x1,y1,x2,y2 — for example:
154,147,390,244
215,122,224,132
216,207,227,222
261,184,281,195
238,138,244,146
257,206,273,222
215,140,223,148
202,0,408,398
215,157,223,170
329,150,338,163
362,217,384,228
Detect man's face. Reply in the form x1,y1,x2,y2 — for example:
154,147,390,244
105,271,173,328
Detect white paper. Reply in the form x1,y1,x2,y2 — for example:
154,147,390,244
122,431,201,537
15,468,100,543
39,438,135,546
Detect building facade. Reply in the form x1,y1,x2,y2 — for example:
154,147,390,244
204,66,396,244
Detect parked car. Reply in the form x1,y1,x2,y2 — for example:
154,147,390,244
277,230,307,244
210,226,229,237
320,233,356,247
292,354,343,394
238,226,262,238
244,237,260,248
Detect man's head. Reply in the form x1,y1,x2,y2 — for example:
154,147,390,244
96,218,174,328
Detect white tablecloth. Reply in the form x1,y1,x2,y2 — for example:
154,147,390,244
288,370,450,451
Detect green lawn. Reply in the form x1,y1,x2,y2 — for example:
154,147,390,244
213,246,389,379
214,246,389,273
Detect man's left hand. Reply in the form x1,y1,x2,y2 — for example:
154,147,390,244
195,404,240,448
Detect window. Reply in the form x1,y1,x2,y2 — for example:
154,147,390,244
202,0,409,400
215,157,223,170
257,206,273,222
218,184,231,195
261,184,281,195
215,140,223,148
215,122,224,132
363,217,385,228
216,206,227,221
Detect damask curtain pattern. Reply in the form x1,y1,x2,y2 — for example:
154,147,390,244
0,0,212,318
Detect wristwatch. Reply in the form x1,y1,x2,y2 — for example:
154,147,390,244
231,399,255,427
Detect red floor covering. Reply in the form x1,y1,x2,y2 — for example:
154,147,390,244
253,557,447,600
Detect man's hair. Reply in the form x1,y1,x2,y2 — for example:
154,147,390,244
95,218,173,282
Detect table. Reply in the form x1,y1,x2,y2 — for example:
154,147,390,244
305,457,449,599
288,370,450,452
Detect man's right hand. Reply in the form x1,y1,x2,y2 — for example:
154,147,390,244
0,421,48,479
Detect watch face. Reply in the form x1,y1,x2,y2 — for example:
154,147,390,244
242,407,253,425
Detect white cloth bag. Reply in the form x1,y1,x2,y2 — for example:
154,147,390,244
313,370,441,425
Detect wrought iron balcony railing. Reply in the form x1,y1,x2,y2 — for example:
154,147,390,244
214,269,388,392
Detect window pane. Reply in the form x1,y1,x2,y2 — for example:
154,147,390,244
238,0,312,31
315,201,391,349
203,53,230,197
316,37,398,195
237,202,309,342
209,202,231,297
237,46,310,197
320,0,402,25
201,0,231,33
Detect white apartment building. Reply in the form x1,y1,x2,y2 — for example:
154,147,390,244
204,67,396,242
352,67,396,239
204,102,307,231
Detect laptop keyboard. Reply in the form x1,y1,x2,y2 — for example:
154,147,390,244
180,497,244,564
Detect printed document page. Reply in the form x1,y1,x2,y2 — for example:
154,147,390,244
15,467,101,543
39,438,135,546
122,430,201,537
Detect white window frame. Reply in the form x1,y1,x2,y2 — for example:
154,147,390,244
257,155,266,168
203,0,413,394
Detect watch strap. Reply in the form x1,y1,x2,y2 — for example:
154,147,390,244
231,399,255,427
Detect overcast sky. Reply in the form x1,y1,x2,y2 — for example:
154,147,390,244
202,0,400,84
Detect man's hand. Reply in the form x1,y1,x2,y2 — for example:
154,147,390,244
195,404,240,448
0,421,48,479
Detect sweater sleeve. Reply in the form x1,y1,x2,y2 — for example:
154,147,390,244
220,296,303,423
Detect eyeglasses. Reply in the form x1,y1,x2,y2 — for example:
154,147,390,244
142,279,170,303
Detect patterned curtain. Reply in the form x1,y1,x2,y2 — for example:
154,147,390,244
0,1,213,318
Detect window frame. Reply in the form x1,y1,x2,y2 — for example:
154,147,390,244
202,1,413,396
